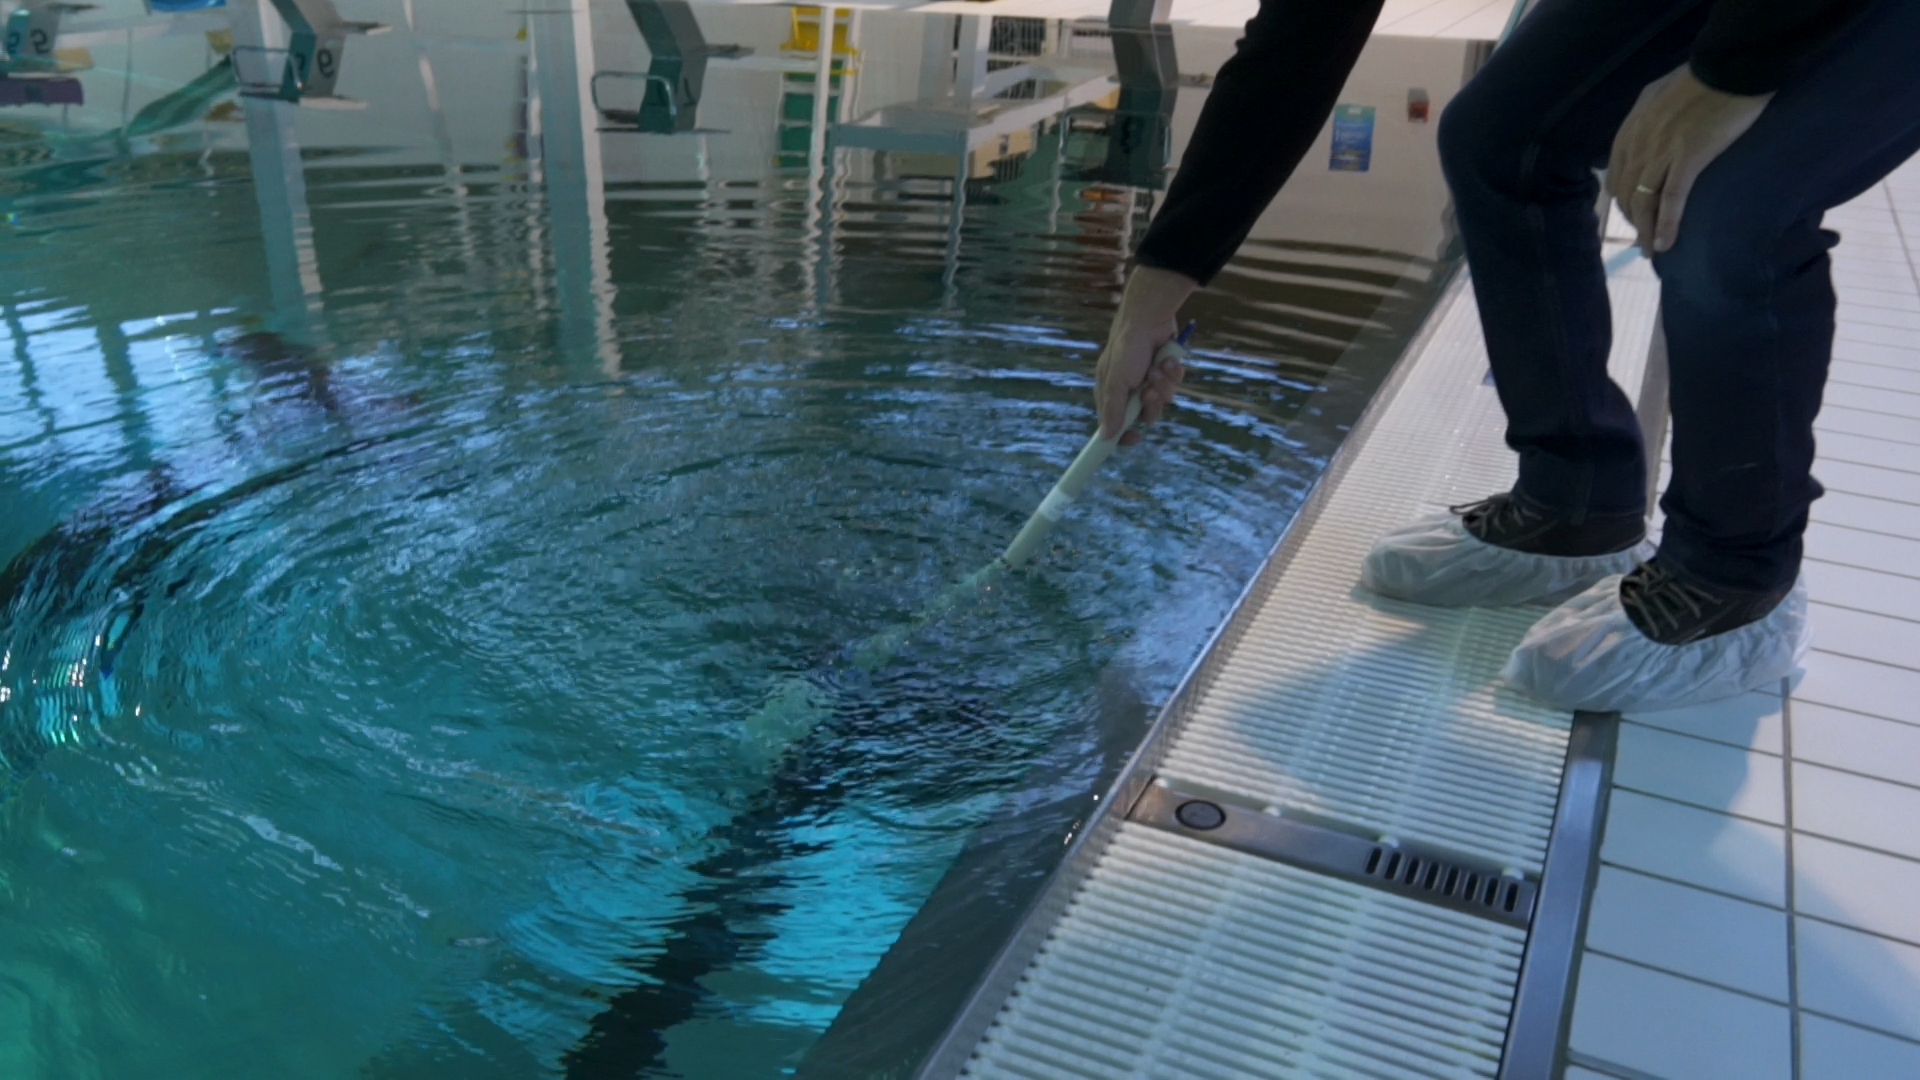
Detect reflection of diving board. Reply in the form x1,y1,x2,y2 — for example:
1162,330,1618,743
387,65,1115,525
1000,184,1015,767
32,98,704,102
1059,26,1178,189
591,0,751,134
233,0,387,105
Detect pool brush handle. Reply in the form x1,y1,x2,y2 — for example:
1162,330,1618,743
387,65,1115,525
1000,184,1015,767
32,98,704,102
998,328,1194,569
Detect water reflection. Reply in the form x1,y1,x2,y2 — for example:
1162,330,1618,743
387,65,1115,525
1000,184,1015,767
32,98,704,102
0,3,1481,1077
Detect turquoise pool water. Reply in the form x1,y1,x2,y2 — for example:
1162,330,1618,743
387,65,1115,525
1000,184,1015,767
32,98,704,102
0,5,1465,1077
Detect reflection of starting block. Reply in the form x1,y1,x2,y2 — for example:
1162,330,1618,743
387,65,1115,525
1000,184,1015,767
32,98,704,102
1061,26,1179,190
2,2,96,75
234,0,385,105
592,0,749,134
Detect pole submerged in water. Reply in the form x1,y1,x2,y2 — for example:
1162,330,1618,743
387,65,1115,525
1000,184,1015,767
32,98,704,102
741,323,1195,761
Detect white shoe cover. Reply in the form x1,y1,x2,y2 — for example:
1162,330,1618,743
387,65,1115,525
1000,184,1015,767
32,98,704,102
1361,512,1654,607
1502,575,1810,713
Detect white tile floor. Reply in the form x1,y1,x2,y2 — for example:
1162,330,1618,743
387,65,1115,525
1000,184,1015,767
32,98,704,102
1570,154,1920,1080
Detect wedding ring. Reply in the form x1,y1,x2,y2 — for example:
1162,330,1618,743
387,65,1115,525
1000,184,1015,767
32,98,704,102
1634,184,1657,194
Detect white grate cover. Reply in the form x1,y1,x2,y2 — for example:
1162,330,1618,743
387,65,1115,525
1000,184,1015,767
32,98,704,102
965,825,1527,1079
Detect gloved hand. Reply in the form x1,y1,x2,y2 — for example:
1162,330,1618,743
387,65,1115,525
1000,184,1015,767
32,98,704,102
1607,64,1773,254
1096,266,1197,446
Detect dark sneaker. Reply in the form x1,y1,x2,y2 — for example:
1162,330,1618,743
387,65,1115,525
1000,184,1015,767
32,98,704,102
1620,559,1793,645
1456,493,1646,557
1361,491,1654,608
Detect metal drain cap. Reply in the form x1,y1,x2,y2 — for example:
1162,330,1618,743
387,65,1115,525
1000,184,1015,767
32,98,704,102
1175,800,1226,831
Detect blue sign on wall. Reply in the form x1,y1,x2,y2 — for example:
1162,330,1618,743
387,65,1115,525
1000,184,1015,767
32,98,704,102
1330,104,1375,173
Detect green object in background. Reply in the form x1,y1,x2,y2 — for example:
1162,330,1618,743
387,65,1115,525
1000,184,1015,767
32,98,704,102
124,57,237,140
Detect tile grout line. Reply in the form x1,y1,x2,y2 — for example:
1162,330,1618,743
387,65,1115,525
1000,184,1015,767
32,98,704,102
1808,457,1920,482
1813,484,1920,510
1820,351,1920,376
1584,947,1792,1010
1800,1007,1920,1054
1609,783,1784,829
1619,716,1783,759
1797,908,1920,953
1783,692,1920,733
1812,424,1920,450
1885,180,1920,300
1814,426,1920,452
1563,1048,1662,1080
1828,374,1920,397
1782,676,1803,1080
1812,397,1920,423
1596,858,1785,911
1798,638,1920,675
1788,757,1920,798
1805,596,1920,631
1798,552,1920,584
1789,825,1920,873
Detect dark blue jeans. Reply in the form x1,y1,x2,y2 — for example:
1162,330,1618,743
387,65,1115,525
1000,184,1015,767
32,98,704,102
1440,0,1920,593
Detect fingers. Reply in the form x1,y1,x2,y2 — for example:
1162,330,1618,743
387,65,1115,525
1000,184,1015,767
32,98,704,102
1137,354,1185,427
1097,358,1133,441
1654,164,1696,253
1632,189,1658,253
1092,320,1185,443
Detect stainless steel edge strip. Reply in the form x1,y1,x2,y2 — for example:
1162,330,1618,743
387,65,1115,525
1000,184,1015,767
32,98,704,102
912,268,1475,1080
1497,710,1621,1080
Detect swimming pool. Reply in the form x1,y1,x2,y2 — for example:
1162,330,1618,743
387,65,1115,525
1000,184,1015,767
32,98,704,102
0,3,1472,1076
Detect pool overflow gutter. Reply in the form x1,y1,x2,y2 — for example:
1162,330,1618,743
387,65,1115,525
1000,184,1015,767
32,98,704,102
558,326,1195,1073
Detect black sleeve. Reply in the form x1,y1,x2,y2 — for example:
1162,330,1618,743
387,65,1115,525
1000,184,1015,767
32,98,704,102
1689,0,1877,95
1134,0,1387,286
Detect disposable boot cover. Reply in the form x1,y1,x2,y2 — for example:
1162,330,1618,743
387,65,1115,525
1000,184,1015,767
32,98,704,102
1360,512,1654,608
1502,575,1810,713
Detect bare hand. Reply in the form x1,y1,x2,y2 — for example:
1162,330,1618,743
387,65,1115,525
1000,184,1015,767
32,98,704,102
1096,267,1197,446
1607,66,1771,254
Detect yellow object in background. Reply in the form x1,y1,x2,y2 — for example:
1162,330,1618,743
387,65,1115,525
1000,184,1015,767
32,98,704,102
783,6,856,58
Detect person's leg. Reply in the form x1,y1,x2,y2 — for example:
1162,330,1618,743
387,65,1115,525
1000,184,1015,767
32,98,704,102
1359,0,1712,609
1652,0,1920,596
1438,0,1709,520
1505,0,1920,712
